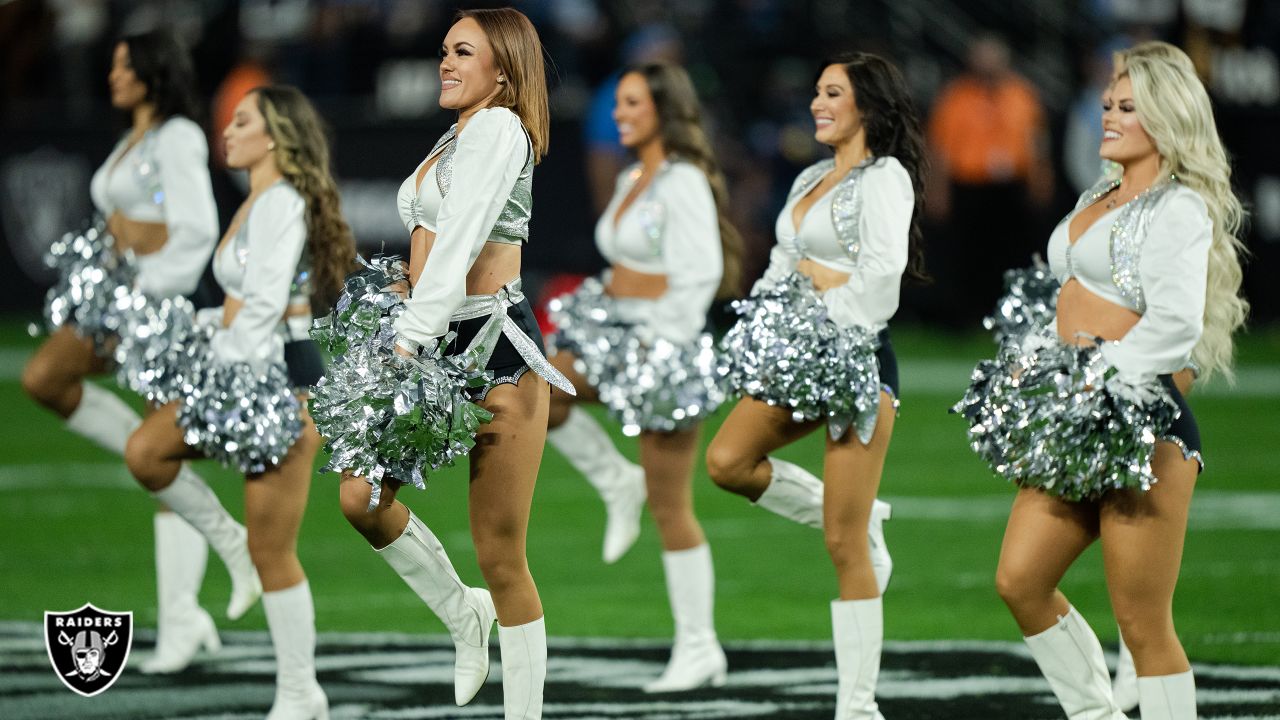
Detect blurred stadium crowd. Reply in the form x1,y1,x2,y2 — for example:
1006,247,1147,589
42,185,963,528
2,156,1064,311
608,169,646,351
2,0,1278,325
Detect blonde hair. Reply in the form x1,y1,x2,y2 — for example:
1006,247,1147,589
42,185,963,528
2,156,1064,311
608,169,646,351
255,85,357,313
1114,41,1248,381
457,8,549,163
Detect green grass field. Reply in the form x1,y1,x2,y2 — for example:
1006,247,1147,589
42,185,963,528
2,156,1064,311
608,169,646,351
2,318,1277,666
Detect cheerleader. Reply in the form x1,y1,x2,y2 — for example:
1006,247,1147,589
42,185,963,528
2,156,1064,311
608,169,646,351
125,85,355,719
331,10,569,718
957,42,1247,719
544,62,741,691
19,31,226,674
706,53,927,718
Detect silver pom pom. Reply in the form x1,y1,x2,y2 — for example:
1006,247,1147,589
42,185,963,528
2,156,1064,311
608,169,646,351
983,258,1059,347
597,334,726,437
953,329,1181,501
310,255,494,507
42,221,140,353
113,294,198,404
549,277,726,435
719,273,883,443
175,346,303,476
546,276,630,388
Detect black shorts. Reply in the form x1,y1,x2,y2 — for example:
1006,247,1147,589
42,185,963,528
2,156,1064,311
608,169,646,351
445,296,545,400
1159,374,1202,468
876,328,899,399
284,339,325,390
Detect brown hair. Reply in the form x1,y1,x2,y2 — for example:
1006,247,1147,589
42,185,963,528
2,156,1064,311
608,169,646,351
455,8,550,163
254,85,357,313
627,62,743,298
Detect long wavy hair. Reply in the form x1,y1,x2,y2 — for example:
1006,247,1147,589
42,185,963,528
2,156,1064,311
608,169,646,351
456,8,549,163
627,62,744,298
1114,41,1248,381
253,86,357,313
119,29,202,122
821,53,929,283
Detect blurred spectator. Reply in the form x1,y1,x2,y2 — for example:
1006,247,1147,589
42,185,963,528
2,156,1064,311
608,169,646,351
926,34,1054,324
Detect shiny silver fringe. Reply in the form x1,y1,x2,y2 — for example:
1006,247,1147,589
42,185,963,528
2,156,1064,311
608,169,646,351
549,277,726,435
953,328,1181,501
983,258,1059,347
113,294,198,405
173,333,303,475
719,273,883,443
546,276,629,387
40,221,139,353
309,255,493,506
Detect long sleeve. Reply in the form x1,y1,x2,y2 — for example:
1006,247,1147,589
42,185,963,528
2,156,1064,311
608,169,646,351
210,185,306,367
393,108,528,345
822,160,913,328
1100,189,1212,382
135,117,219,298
647,164,722,342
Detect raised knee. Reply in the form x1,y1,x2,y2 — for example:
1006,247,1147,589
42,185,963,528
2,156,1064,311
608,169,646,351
994,563,1042,610
338,477,376,527
705,442,749,493
125,431,166,491
21,358,60,407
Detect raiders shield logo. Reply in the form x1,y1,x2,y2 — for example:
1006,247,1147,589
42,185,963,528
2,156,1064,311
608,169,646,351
44,603,133,697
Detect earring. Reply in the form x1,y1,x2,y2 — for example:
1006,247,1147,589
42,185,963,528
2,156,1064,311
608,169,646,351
497,75,506,84
267,141,276,150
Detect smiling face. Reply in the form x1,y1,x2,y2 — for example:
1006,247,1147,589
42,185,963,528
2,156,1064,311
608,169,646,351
811,64,863,148
108,42,148,111
223,92,273,171
613,72,661,150
438,17,503,113
1099,75,1158,166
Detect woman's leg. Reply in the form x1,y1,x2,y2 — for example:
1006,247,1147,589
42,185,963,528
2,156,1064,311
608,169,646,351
705,396,821,502
127,403,261,620
469,371,550,719
544,351,644,564
1101,442,1198,719
997,488,1125,719
638,425,727,692
823,392,896,720
245,404,327,719
339,469,496,707
22,326,107,418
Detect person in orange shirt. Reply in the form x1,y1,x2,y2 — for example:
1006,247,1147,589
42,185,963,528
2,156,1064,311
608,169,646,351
927,35,1054,324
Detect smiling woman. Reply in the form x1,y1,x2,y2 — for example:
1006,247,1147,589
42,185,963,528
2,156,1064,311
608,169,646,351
317,8,566,720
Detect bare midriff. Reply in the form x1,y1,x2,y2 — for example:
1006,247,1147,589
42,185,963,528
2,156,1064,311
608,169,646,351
108,212,168,256
409,226,522,296
1055,279,1140,348
221,298,311,328
795,258,851,293
606,263,667,299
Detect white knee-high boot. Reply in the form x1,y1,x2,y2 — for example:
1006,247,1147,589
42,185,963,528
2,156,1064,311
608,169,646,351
151,471,262,620
263,580,328,720
756,459,893,594
65,382,141,454
547,407,646,564
1137,670,1195,719
499,617,546,720
1024,607,1128,719
644,544,727,692
377,511,497,706
1112,630,1139,712
141,510,219,673
831,597,885,720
